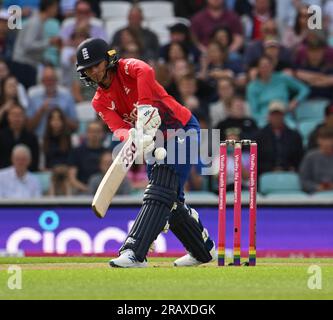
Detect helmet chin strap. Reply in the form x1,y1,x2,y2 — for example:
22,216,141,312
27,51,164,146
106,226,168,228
98,68,111,89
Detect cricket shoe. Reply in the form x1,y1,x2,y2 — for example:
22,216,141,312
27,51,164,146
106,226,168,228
174,243,217,267
109,249,148,268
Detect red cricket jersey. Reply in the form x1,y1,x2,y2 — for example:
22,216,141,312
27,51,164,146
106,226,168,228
92,58,192,140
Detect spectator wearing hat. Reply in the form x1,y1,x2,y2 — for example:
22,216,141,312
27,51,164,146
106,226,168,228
160,22,201,66
294,33,333,100
246,55,309,128
244,19,291,71
0,144,41,199
255,100,304,174
248,37,293,80
191,0,244,53
308,104,333,150
300,126,333,194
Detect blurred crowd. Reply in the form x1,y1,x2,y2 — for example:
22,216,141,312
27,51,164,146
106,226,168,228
0,0,333,198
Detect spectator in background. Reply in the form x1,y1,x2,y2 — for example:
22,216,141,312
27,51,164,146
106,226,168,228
114,28,144,60
0,75,28,128
175,74,208,120
60,0,107,45
242,0,275,41
0,60,28,107
165,42,189,65
173,0,206,19
199,41,245,88
43,108,72,170
300,126,333,194
255,101,304,174
43,11,61,67
294,35,333,101
165,59,214,103
60,0,101,19
308,104,333,150
27,65,78,139
111,5,159,62
209,77,236,127
210,26,241,61
0,9,17,61
282,5,310,51
216,95,257,141
48,164,73,196
160,22,201,66
244,19,291,70
0,144,41,199
262,37,293,73
246,55,309,128
68,120,107,194
12,0,61,87
0,104,39,171
294,31,333,67
88,151,132,195
191,0,244,53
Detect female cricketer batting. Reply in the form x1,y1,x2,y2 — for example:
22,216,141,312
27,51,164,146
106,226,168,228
76,38,216,268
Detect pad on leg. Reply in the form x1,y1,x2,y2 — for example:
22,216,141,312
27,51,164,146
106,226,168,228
169,203,214,263
119,165,178,262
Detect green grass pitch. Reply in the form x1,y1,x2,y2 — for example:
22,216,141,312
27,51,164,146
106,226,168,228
0,257,332,300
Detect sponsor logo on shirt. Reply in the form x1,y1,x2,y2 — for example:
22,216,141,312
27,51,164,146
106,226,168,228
124,59,134,75
107,101,116,111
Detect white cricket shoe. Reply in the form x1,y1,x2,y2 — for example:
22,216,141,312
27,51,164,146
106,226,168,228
174,244,217,267
109,249,148,268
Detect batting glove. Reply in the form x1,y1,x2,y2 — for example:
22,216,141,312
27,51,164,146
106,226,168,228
136,105,161,133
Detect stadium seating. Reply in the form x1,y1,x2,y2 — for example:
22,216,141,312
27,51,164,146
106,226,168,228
100,1,131,20
33,172,52,195
298,120,319,147
259,172,306,195
75,101,96,135
140,1,174,20
295,99,329,122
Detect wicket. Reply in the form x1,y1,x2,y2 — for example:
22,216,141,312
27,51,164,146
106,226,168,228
218,140,257,266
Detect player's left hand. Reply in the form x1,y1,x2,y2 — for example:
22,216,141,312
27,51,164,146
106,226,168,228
136,105,161,133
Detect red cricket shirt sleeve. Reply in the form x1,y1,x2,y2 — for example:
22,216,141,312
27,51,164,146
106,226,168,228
92,97,131,141
125,59,154,105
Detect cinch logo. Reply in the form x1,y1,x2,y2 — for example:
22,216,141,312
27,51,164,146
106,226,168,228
82,48,89,60
5,211,166,255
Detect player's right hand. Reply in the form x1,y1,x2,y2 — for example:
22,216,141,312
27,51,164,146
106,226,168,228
136,105,161,134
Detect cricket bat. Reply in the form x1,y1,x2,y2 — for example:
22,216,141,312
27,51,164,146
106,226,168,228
92,128,166,218
92,128,139,218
